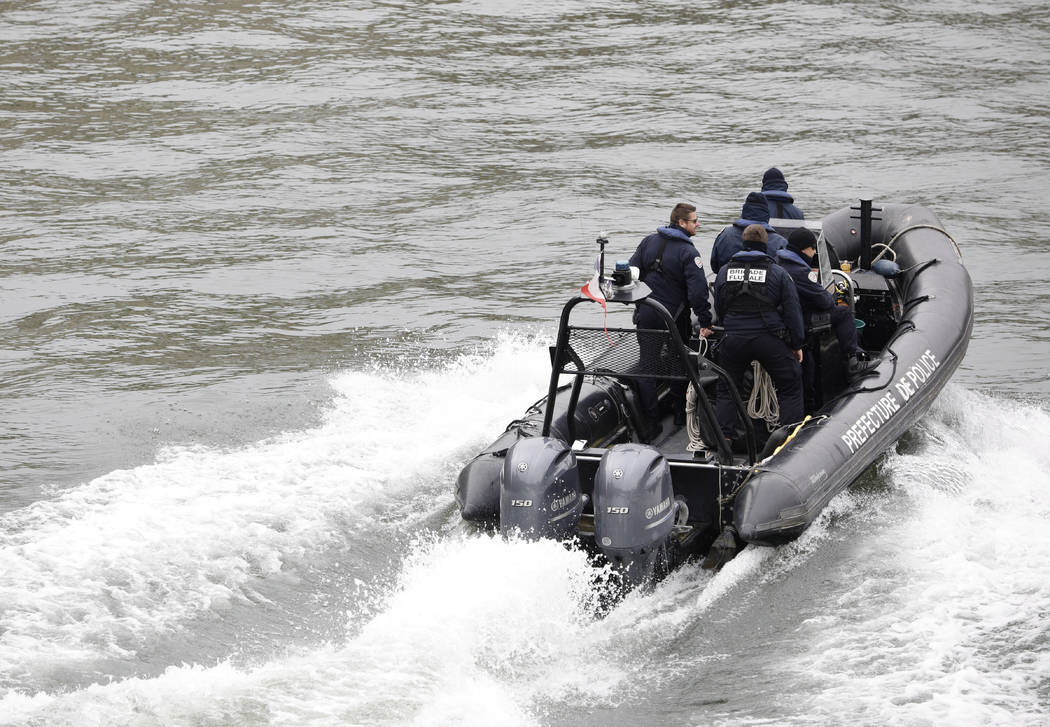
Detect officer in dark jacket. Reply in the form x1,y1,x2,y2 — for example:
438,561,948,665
710,192,789,273
776,228,871,394
761,167,804,220
629,203,714,432
713,224,805,442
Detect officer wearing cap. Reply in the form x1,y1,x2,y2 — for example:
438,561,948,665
776,228,871,388
710,192,790,273
713,224,805,444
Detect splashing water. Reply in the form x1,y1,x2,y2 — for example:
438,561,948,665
3,338,1049,726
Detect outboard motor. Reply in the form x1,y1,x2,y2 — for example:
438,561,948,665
457,426,534,523
593,444,680,587
457,377,630,524
500,437,584,541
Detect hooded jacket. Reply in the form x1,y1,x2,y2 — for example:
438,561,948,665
710,223,789,273
629,225,712,328
710,192,789,273
761,168,805,220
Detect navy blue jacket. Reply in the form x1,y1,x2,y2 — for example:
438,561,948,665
629,225,713,328
710,222,789,274
714,250,805,349
775,249,834,313
761,181,804,220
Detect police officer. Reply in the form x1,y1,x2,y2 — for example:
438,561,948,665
761,167,804,220
629,202,714,434
710,192,790,273
776,228,871,388
713,224,805,443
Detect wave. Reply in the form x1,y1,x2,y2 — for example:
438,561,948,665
3,338,1049,725
0,332,551,691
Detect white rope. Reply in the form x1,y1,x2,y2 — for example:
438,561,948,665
870,242,896,262
685,360,780,449
685,382,705,451
871,224,961,265
684,337,711,451
747,361,780,432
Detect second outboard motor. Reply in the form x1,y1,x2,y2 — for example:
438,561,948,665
500,437,584,541
593,444,679,587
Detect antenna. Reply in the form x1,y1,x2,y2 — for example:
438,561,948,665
596,230,609,286
850,199,882,270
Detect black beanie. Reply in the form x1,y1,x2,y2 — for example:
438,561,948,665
788,227,817,254
740,192,770,223
764,167,789,189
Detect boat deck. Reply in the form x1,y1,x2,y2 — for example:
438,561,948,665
647,412,727,466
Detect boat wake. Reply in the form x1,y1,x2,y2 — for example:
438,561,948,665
0,332,554,694
2,336,1048,725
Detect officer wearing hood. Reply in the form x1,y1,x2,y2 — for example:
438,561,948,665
776,228,871,386
629,202,714,433
713,224,805,444
761,167,804,220
710,192,790,273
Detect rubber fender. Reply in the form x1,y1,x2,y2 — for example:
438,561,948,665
456,428,524,522
872,259,901,278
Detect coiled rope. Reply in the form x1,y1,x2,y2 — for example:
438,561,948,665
747,361,780,431
685,359,780,450
683,336,711,450
685,383,704,451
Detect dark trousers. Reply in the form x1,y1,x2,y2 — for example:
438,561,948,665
802,306,859,409
715,331,803,437
635,306,690,422
829,305,860,354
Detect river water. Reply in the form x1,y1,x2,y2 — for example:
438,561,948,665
2,1,1049,725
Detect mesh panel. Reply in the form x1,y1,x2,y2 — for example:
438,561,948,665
561,326,688,380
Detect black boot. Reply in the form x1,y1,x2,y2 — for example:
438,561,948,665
848,351,878,379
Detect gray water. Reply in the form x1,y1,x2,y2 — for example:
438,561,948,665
2,1,1049,725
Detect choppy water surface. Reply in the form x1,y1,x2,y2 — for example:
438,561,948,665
2,1,1049,725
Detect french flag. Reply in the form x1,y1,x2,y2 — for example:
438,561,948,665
580,259,612,341
580,271,607,311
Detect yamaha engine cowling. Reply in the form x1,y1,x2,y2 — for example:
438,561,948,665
593,444,679,586
457,377,631,523
500,437,584,541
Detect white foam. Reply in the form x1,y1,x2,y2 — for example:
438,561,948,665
0,332,553,688
5,352,1050,726
790,386,1050,723
0,535,630,726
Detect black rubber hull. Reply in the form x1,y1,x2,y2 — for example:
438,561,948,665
734,204,973,545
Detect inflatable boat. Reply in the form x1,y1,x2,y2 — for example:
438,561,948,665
456,200,973,584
